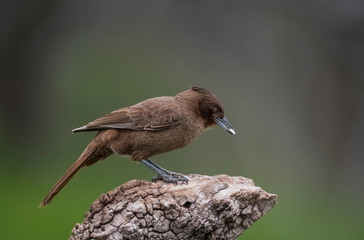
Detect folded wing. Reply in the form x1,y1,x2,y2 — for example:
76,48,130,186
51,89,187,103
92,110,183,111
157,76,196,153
72,97,182,133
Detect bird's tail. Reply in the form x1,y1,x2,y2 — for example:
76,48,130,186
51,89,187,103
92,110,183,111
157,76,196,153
39,139,110,207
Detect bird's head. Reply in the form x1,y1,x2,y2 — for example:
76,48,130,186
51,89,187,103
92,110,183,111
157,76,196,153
189,86,236,135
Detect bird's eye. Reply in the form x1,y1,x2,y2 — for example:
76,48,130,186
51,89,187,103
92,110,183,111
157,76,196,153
213,107,218,113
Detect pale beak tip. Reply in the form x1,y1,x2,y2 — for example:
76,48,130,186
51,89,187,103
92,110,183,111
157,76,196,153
228,128,236,135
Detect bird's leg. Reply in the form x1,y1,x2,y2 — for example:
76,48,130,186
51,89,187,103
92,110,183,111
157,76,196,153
141,159,189,184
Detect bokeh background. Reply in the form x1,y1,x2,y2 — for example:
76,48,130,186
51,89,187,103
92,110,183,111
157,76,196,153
1,1,364,239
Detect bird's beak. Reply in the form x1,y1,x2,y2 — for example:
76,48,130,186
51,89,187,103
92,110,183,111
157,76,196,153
215,117,236,135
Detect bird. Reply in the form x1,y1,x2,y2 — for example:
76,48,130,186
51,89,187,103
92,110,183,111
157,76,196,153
39,86,235,207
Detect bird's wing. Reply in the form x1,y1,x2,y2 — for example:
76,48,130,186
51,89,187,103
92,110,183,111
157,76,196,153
72,97,183,133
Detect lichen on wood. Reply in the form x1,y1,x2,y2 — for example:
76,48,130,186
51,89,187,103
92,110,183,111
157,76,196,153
69,174,277,240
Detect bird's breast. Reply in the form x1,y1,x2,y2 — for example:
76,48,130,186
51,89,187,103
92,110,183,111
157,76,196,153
111,117,205,160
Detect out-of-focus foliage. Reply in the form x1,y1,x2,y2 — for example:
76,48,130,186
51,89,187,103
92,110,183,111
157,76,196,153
1,1,364,239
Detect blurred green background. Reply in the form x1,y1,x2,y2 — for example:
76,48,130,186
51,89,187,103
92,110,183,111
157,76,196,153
1,1,364,239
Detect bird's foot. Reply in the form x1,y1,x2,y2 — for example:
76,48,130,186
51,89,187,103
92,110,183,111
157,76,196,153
152,172,190,184
141,159,189,184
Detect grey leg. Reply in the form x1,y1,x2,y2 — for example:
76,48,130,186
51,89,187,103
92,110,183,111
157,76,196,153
141,159,189,184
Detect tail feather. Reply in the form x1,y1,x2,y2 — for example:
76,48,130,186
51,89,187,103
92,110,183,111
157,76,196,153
39,141,105,207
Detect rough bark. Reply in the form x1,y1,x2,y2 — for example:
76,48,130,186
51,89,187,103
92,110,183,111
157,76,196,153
69,174,277,240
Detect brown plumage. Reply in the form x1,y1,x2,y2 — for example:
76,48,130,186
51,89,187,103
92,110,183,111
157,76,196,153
40,86,235,207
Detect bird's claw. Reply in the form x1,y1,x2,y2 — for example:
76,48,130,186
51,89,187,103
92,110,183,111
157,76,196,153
152,172,190,185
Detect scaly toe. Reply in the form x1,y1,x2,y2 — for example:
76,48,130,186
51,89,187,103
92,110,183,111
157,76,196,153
171,173,190,184
152,175,162,182
152,173,189,184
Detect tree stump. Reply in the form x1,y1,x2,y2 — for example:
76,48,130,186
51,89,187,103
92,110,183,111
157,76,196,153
69,174,277,240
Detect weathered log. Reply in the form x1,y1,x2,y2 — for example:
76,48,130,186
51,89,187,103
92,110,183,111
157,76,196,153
69,174,277,240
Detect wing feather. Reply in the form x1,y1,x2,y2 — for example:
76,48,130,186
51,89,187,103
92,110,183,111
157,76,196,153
72,97,182,133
